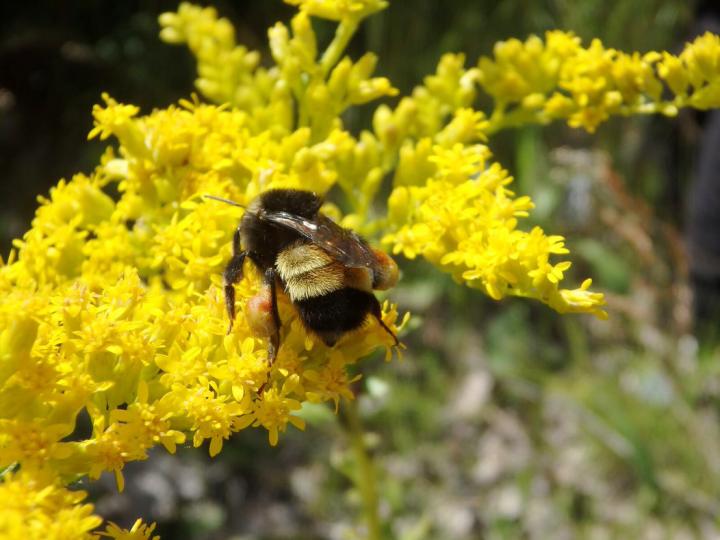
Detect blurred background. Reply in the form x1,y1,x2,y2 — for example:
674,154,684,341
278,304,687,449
3,1,720,538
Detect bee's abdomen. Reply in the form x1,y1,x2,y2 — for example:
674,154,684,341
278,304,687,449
276,242,344,302
295,288,377,346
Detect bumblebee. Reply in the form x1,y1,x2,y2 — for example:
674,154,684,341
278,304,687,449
208,189,399,363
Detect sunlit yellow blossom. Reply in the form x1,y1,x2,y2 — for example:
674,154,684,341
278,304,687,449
284,0,388,21
161,4,396,141
0,420,73,469
435,108,490,145
384,146,606,319
109,381,187,454
657,51,688,97
478,34,563,105
476,30,720,133
172,381,250,457
159,3,262,109
304,352,360,411
428,143,491,184
552,278,607,316
82,409,148,492
211,336,270,396
98,518,159,540
88,93,140,141
677,32,720,109
0,472,102,540
243,374,306,446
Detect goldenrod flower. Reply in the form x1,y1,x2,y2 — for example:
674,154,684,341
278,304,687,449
284,0,388,22
0,472,102,539
382,147,606,319
241,374,306,446
98,519,159,540
476,31,720,132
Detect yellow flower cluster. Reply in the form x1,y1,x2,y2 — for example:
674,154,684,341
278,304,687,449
2,0,718,535
369,52,606,315
0,92,405,534
477,30,720,132
383,145,606,317
159,2,396,140
0,471,156,539
1,4,405,528
0,472,101,539
2,91,406,466
286,0,388,22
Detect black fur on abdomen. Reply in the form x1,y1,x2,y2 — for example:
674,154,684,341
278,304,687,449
294,287,380,347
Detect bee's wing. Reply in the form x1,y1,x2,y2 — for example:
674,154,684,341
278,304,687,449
261,211,377,268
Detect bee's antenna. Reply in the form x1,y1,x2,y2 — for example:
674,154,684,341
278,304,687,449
203,194,246,209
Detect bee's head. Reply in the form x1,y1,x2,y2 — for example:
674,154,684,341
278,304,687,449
258,189,323,218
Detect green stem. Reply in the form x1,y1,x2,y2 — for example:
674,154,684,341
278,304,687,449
486,106,545,135
342,398,382,540
320,18,359,76
562,316,590,369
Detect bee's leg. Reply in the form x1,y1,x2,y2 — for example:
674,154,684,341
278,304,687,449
369,296,399,346
223,226,245,334
264,268,282,366
256,268,281,396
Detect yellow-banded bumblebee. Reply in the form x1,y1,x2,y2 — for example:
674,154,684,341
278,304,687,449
208,189,399,364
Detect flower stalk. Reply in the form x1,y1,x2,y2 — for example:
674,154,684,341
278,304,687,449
342,398,382,540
